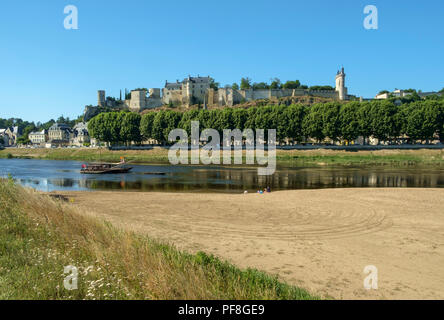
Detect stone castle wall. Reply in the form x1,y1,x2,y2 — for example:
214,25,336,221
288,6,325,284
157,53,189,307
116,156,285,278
94,69,348,111
209,88,340,107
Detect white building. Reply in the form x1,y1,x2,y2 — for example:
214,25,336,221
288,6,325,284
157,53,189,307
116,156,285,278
375,89,413,100
29,129,47,145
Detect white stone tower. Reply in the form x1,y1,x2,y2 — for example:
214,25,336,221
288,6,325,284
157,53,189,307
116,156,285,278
335,67,348,101
97,90,106,106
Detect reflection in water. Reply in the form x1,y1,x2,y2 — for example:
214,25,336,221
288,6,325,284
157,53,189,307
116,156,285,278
1,158,444,193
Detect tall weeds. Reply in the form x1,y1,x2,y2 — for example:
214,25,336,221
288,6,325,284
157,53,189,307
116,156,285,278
0,179,316,300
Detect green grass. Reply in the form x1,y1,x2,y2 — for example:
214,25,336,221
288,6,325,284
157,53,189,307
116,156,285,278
0,178,316,300
275,153,441,166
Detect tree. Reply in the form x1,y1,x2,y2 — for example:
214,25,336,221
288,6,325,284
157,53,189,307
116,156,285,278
140,112,156,140
231,83,239,90
309,85,335,91
252,82,270,90
303,104,325,143
162,110,182,143
151,110,182,145
357,102,373,144
240,77,252,90
270,78,281,90
285,104,306,144
120,112,141,145
339,102,360,143
244,107,257,131
273,105,289,144
215,108,234,135
439,101,444,142
209,78,219,90
88,111,124,145
16,136,30,145
321,102,342,143
405,101,441,143
152,111,167,144
19,123,37,143
232,108,248,130
179,109,200,136
254,106,275,143
88,114,108,143
369,101,400,144
282,80,301,89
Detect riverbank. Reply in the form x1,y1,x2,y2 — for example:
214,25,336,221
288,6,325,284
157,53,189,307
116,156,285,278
0,179,315,300
59,188,444,299
1,147,444,166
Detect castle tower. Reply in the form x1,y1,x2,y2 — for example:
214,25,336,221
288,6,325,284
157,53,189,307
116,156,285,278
149,88,160,99
335,67,347,100
97,90,106,106
184,79,192,106
129,89,147,111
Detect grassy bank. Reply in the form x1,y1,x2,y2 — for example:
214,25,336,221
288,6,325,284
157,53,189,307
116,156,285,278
0,178,315,300
1,147,444,166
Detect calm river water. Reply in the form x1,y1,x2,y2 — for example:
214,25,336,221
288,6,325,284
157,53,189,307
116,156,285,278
1,158,444,193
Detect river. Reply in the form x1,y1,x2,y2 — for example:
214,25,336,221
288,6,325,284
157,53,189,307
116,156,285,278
1,158,444,193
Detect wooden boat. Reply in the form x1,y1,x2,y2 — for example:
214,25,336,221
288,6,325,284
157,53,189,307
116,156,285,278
80,161,132,174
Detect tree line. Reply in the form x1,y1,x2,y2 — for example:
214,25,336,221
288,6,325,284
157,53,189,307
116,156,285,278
87,100,444,146
210,77,334,91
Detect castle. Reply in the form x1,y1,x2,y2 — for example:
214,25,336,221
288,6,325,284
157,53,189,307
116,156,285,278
95,68,349,112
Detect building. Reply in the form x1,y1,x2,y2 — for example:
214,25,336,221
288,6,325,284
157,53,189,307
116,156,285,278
210,69,349,107
70,122,90,146
164,71,349,108
0,129,9,146
374,89,443,100
92,69,352,113
48,123,72,147
29,129,47,145
98,90,106,107
0,126,21,146
162,76,211,106
375,89,413,100
335,67,347,101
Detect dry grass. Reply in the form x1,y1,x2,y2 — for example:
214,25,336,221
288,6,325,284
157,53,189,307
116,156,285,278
0,178,316,300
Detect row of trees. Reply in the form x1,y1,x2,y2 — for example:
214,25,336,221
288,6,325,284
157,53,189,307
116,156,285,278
237,78,334,91
87,100,444,146
210,77,334,91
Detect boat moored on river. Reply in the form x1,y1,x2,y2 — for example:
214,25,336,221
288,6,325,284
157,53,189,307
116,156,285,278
80,159,132,174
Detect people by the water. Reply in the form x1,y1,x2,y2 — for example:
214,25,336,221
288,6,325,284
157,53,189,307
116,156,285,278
256,187,271,194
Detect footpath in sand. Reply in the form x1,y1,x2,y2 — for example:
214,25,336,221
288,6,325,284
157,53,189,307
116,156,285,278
60,188,444,299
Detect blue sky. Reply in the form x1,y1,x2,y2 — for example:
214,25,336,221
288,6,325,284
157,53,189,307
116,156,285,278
1,0,443,122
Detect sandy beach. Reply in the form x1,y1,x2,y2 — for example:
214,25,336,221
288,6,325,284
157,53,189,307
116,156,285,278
59,188,444,300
